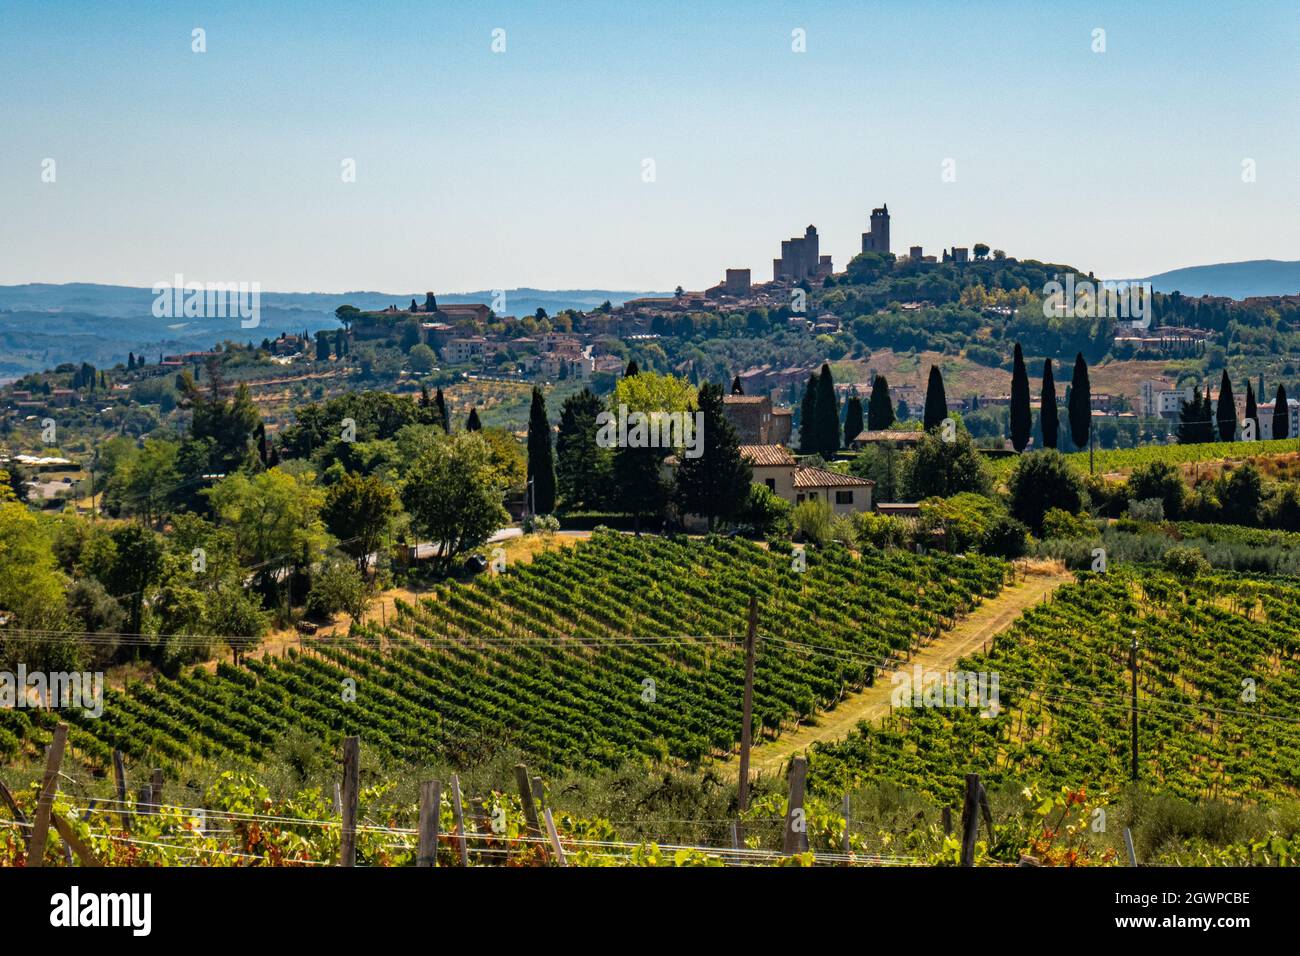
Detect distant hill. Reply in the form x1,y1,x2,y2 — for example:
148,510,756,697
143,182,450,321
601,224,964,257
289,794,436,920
1126,260,1300,299
0,284,663,378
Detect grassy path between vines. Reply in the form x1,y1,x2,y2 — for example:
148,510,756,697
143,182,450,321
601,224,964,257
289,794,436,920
742,567,1073,779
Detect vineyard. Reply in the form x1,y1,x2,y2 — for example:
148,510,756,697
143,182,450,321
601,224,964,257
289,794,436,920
987,437,1299,478
807,568,1300,804
0,533,1008,776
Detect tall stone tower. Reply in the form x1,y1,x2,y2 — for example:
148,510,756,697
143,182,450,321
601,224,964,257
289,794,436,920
861,204,891,254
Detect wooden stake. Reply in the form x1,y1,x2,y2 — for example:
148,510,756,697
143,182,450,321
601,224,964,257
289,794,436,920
1123,827,1138,867
841,793,852,858
416,780,440,868
781,756,808,855
513,763,543,845
450,775,469,866
111,749,130,832
339,735,360,867
28,722,68,868
942,806,953,836
52,811,100,867
978,783,995,844
150,768,164,812
959,773,981,867
543,808,567,866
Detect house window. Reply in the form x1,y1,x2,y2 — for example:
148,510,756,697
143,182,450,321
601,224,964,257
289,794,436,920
765,478,776,491
836,490,854,505
796,493,805,504
808,492,818,501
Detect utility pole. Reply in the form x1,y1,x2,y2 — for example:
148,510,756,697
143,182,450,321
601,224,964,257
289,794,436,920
737,594,759,817
1129,635,1139,783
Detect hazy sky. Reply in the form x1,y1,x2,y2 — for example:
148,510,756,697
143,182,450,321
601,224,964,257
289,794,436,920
2,0,1297,293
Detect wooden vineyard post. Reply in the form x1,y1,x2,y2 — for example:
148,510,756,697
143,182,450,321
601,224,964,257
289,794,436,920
450,775,469,866
736,593,759,844
28,722,68,868
112,749,130,831
543,808,567,866
959,773,981,867
781,756,809,855
150,768,164,812
978,783,995,845
339,735,360,867
514,764,547,863
841,793,852,860
417,780,441,868
942,806,953,836
51,813,100,867
1123,827,1138,867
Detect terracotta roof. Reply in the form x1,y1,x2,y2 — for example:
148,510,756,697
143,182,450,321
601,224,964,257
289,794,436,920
793,465,872,488
723,395,767,404
739,444,796,467
771,407,792,416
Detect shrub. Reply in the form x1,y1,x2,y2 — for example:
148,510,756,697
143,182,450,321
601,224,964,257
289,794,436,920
739,483,792,537
1042,507,1099,540
305,560,370,622
1127,461,1186,520
792,500,833,548
852,511,911,550
981,515,1029,558
1163,546,1211,579
1128,497,1165,522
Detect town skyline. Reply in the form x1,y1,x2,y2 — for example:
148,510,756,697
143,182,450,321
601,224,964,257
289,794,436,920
3,0,1297,293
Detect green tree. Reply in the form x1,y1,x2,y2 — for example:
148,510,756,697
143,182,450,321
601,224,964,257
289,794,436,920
843,393,865,445
1128,461,1186,519
321,472,399,573
1244,380,1258,438
1039,359,1059,450
1216,369,1236,441
555,388,610,511
408,343,436,373
402,433,509,576
1178,387,1215,444
434,388,451,432
1067,352,1091,450
1010,342,1031,452
867,374,895,432
1007,450,1088,536
465,407,482,431
1273,384,1290,439
526,387,556,514
814,363,840,458
923,365,948,431
901,430,991,500
675,382,752,529
103,524,164,636
799,372,819,453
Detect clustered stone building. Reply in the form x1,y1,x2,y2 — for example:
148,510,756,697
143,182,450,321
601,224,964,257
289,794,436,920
861,205,890,254
772,225,834,282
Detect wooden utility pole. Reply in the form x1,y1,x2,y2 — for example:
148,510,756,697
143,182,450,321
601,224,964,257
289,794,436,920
450,775,469,866
28,722,68,868
781,756,809,855
339,735,360,867
1130,637,1139,783
737,594,759,815
416,780,441,867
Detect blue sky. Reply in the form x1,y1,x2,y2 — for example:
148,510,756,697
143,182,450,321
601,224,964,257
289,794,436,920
1,0,1296,294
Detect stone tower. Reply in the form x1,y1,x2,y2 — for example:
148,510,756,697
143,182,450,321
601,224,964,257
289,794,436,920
861,204,891,254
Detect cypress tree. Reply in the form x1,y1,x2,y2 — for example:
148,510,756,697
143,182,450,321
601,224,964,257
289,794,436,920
1067,352,1091,449
526,387,556,514
843,393,865,446
1009,342,1031,452
923,365,948,431
466,407,482,431
730,375,744,395
815,362,840,457
625,359,640,377
1040,359,1059,450
799,372,820,454
127,352,135,370
1245,380,1258,439
867,374,895,432
434,388,451,432
1274,384,1290,440
675,382,752,529
1216,369,1236,441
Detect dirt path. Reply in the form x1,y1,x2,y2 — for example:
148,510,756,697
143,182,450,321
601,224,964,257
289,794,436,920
741,568,1072,778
